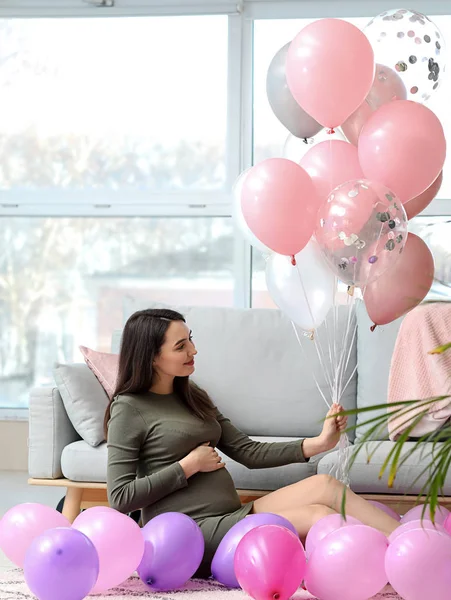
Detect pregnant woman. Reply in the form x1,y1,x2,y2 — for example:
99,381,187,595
106,308,400,577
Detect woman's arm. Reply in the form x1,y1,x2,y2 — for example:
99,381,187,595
107,399,188,514
214,407,327,468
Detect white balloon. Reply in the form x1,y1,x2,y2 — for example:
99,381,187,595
232,169,272,255
266,240,335,331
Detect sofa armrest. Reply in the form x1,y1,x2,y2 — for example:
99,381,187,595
28,387,81,479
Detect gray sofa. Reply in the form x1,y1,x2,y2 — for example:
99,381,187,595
28,299,451,520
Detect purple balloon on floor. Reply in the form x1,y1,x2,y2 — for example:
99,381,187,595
23,527,99,600
211,512,297,588
138,512,204,591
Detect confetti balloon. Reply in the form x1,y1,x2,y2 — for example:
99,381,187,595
365,8,445,103
315,179,408,287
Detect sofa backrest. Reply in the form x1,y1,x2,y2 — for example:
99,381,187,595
113,300,358,439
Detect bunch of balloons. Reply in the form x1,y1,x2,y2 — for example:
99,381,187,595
2,500,451,600
236,9,447,331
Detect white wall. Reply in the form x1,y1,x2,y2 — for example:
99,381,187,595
0,421,28,471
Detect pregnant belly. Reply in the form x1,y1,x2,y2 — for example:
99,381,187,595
184,468,243,518
141,467,243,525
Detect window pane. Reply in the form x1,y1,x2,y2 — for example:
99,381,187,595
0,16,227,193
0,216,233,408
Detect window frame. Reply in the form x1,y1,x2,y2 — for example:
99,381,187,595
1,0,451,419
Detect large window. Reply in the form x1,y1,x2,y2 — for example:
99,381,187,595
0,3,450,412
0,16,228,198
0,216,233,409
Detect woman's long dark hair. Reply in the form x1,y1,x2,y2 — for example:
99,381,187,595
104,308,215,437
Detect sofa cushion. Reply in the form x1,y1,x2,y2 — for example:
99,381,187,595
79,345,119,399
53,363,109,447
317,441,451,495
61,440,108,482
61,436,319,489
355,301,404,441
117,299,358,439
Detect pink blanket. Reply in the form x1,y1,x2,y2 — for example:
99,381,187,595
388,302,451,441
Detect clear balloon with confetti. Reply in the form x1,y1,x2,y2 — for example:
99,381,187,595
315,180,408,288
364,8,445,104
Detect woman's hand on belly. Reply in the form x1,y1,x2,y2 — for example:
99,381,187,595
179,443,225,479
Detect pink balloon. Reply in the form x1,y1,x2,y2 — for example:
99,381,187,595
364,233,434,327
368,501,400,522
358,100,446,202
241,158,319,257
234,525,306,600
211,513,297,588
73,508,144,593
0,503,70,567
389,519,448,544
400,504,450,527
315,179,407,286
305,514,362,558
304,525,388,600
385,529,451,600
342,64,407,145
300,140,364,204
286,19,374,129
404,170,443,220
445,514,451,535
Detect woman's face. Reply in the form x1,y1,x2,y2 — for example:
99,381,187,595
153,320,197,378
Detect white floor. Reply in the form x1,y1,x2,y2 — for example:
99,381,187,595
0,471,64,573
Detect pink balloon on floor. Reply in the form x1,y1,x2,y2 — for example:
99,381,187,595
300,140,364,204
286,18,374,128
73,508,144,593
0,503,70,567
305,513,362,558
368,501,400,522
304,525,388,600
358,100,446,203
389,519,448,544
400,504,450,527
404,170,443,220
445,514,451,535
240,158,319,257
234,525,306,600
386,529,451,600
211,513,297,588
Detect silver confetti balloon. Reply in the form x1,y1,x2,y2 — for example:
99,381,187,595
266,42,323,139
365,8,446,104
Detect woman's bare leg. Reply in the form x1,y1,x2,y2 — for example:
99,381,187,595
252,474,399,537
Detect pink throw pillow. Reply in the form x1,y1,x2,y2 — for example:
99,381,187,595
79,346,119,399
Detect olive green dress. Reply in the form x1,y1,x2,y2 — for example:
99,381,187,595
106,391,308,576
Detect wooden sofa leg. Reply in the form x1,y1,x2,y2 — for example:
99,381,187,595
62,487,83,523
